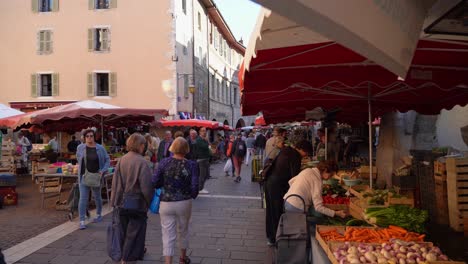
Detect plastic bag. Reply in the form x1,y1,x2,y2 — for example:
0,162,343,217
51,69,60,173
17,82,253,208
149,188,162,214
223,158,232,172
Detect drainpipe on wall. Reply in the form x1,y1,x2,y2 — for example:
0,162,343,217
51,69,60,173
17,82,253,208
191,0,196,118
206,8,210,120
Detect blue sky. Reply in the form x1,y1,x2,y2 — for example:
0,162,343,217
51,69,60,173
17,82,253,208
213,0,261,45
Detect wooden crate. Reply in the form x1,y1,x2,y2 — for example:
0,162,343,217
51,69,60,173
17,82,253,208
464,216,468,237
349,184,370,199
434,161,447,181
446,157,468,232
434,178,449,225
349,197,365,220
315,225,345,257
388,192,415,207
358,166,377,179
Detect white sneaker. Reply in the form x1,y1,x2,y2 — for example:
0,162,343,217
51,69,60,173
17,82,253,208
199,189,210,194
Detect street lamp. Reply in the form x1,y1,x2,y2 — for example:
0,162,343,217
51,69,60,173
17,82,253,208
177,73,196,118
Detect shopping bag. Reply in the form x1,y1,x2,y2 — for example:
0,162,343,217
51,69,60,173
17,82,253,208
107,208,124,261
149,188,161,214
223,159,232,172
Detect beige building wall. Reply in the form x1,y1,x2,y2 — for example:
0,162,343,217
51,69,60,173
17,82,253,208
0,0,173,110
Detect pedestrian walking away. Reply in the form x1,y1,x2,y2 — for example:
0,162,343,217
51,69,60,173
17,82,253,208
231,133,247,183
76,128,110,230
152,137,199,264
109,133,154,262
245,133,256,166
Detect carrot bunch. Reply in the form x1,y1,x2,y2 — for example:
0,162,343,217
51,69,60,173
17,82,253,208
319,225,425,243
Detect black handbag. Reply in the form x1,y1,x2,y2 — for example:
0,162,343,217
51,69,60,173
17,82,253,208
118,163,147,212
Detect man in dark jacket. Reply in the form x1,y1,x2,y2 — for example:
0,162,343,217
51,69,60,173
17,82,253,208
264,140,313,246
157,131,173,162
187,129,211,193
254,132,267,160
231,133,247,183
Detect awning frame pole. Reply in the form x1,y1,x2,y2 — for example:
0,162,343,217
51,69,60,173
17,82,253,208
101,115,104,145
368,84,373,189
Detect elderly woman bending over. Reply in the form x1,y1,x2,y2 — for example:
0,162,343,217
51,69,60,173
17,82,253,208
152,137,199,264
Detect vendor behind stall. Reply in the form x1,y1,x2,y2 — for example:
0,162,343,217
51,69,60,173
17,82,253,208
284,160,346,218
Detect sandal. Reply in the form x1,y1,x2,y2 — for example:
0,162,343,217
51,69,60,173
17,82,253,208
179,257,191,264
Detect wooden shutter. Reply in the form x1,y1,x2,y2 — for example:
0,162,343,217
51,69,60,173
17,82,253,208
88,28,94,51
183,75,189,98
32,0,38,12
88,0,95,10
45,31,52,54
38,31,44,53
31,74,38,98
101,28,110,51
110,0,117,9
52,0,59,12
109,72,117,97
52,73,59,96
87,73,94,97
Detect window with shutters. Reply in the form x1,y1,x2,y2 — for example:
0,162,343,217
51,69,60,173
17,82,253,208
217,80,220,101
37,30,53,55
233,86,238,105
182,0,186,14
198,82,203,102
89,0,116,10
198,12,202,31
32,0,59,13
96,0,109,9
210,74,214,99
39,0,51,12
31,73,59,97
88,27,111,52
183,75,189,98
214,29,218,50
88,72,116,97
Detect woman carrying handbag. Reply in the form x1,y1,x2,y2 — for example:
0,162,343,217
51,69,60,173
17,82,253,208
109,133,154,263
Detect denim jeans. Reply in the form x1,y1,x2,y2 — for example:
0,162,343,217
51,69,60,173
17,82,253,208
78,182,102,221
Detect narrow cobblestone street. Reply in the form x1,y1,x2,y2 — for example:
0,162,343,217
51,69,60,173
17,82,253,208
7,161,269,264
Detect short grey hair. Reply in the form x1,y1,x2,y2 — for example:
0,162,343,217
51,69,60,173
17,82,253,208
126,133,146,152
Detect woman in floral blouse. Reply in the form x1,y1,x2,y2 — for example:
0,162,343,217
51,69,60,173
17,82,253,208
152,137,199,264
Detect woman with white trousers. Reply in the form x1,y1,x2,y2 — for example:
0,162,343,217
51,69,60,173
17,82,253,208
152,137,199,264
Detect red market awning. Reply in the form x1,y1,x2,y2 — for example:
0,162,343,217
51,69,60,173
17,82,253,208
160,119,221,129
240,9,468,124
240,39,468,124
0,100,168,132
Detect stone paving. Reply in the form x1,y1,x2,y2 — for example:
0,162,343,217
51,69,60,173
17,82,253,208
0,175,74,250
11,161,270,264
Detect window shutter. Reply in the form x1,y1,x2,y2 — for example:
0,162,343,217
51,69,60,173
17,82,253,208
37,31,44,53
183,75,189,98
32,0,38,12
102,29,110,51
45,31,52,54
87,73,94,97
109,72,117,97
110,0,117,9
31,74,38,98
88,0,95,10
88,28,94,51
52,0,59,12
52,73,59,96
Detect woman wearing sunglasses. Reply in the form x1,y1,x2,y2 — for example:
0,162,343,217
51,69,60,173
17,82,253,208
76,128,110,229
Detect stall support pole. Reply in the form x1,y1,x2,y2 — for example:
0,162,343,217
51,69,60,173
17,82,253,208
325,127,328,160
368,92,373,189
101,116,104,145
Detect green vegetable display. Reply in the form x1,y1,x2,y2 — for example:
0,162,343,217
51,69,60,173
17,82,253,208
364,205,428,233
362,189,389,205
321,216,371,227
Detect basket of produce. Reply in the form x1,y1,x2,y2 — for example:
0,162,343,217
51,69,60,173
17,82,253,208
363,205,428,234
328,239,458,264
342,176,361,187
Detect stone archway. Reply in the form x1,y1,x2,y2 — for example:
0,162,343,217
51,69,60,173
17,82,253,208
235,118,245,128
